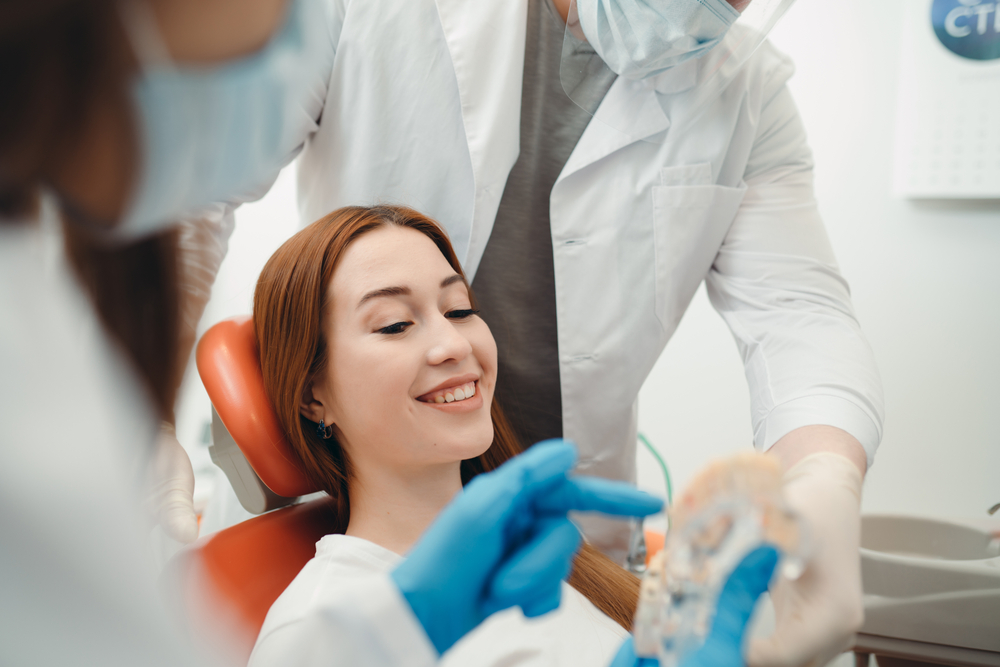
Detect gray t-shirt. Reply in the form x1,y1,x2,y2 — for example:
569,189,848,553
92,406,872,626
471,0,615,448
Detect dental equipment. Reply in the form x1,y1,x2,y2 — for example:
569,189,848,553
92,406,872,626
626,434,674,576
632,452,809,665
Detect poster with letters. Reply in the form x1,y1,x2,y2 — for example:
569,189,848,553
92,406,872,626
893,0,1000,198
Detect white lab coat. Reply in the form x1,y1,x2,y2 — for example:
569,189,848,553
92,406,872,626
292,0,884,551
0,204,436,667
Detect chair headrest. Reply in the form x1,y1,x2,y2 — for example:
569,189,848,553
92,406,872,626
196,316,319,498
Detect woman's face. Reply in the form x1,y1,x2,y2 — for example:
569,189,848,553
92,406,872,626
306,225,498,473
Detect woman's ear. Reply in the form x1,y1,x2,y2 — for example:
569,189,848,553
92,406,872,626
299,380,326,424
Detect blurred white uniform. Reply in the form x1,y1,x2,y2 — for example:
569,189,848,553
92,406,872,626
0,201,437,667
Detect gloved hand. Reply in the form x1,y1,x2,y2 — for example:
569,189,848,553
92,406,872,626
140,211,233,546
390,439,663,656
748,453,864,667
610,545,780,667
145,423,199,543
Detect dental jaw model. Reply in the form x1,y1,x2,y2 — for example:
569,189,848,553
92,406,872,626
633,452,808,664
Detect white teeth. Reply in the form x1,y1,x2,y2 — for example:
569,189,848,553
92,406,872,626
424,381,477,404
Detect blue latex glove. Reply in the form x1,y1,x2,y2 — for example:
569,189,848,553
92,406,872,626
390,439,664,655
610,545,780,667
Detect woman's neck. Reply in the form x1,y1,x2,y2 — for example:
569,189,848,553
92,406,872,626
344,460,463,556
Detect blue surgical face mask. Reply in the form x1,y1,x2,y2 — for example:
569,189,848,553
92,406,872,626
576,0,741,80
119,0,327,237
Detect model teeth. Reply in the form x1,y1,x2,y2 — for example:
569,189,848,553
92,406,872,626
423,381,477,404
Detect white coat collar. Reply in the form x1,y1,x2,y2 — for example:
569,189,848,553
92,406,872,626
560,58,697,181
433,0,529,276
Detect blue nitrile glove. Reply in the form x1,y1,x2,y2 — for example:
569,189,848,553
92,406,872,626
609,545,780,667
390,439,664,656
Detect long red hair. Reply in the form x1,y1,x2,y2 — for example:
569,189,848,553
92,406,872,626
253,205,639,629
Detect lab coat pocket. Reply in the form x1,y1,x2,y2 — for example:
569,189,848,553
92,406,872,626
651,183,747,331
659,163,713,187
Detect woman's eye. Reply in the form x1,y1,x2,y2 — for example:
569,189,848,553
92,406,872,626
377,321,412,335
446,308,480,320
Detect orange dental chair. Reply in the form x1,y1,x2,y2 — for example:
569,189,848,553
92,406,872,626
176,315,665,663
170,316,334,663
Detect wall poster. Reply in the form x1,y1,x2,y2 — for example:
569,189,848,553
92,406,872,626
893,0,1000,198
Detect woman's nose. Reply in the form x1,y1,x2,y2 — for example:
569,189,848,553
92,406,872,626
425,314,473,366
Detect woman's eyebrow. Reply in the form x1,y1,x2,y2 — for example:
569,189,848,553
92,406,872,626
357,286,410,308
357,275,464,308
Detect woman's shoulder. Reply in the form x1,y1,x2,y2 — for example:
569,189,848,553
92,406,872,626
439,583,628,667
556,582,631,638
253,534,402,643
314,533,404,573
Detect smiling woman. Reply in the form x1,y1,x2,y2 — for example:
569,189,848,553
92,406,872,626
250,205,642,666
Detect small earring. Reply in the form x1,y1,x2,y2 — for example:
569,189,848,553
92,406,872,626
316,419,333,440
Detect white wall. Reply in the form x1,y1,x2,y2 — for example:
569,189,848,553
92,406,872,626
178,0,1000,527
637,0,1000,523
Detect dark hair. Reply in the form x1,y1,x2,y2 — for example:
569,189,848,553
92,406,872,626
1,0,180,419
0,0,133,216
254,205,641,630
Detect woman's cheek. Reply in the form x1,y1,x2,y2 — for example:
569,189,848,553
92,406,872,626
474,323,499,379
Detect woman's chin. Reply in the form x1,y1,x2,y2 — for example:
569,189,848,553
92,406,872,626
425,424,494,463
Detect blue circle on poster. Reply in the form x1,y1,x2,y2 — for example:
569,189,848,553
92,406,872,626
932,0,1000,60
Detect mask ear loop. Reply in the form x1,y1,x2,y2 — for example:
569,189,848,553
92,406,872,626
117,0,174,70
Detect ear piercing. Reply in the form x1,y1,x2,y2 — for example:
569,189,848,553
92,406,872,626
316,419,333,440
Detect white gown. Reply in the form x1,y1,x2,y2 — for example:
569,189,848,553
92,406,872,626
250,534,630,667
0,206,198,666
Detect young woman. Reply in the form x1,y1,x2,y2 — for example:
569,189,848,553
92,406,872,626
250,205,643,667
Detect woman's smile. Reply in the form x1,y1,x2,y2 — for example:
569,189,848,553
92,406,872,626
417,379,482,412
417,374,479,403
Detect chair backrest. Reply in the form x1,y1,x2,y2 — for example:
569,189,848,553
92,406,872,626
178,317,335,662
196,315,318,498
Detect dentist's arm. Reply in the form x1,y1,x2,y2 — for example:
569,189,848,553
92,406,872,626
707,38,881,667
144,207,236,543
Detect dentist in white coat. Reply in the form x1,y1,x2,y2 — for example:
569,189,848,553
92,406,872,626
284,2,885,665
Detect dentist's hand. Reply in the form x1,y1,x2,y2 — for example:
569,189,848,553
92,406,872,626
748,453,865,667
391,440,663,656
610,546,780,667
145,423,199,543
